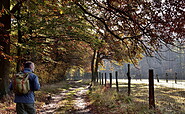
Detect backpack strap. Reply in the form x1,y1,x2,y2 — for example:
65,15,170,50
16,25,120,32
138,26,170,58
23,72,32,78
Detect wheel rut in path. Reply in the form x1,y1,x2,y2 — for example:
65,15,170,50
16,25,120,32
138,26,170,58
39,81,92,114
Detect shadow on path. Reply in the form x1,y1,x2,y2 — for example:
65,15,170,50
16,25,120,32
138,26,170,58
38,81,93,114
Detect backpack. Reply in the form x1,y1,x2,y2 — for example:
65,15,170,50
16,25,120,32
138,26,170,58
13,72,31,95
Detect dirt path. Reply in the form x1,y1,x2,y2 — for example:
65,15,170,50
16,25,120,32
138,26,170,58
38,81,92,114
0,81,93,114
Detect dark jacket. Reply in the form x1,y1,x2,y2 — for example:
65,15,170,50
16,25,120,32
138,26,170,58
10,68,40,103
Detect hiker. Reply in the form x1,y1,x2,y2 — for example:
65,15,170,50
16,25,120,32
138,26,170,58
9,61,40,114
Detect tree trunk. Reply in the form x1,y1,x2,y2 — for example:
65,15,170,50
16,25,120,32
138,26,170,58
0,0,11,97
91,50,96,83
16,7,23,72
94,50,100,84
99,72,101,85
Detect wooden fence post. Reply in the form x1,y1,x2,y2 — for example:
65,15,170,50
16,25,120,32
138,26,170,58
166,73,168,83
105,73,107,86
139,74,142,81
175,72,177,84
109,73,112,88
97,72,99,83
99,72,101,85
115,71,119,92
149,69,155,109
127,64,131,96
102,73,104,85
156,74,159,82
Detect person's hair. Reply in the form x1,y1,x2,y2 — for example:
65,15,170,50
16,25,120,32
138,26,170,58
24,61,34,68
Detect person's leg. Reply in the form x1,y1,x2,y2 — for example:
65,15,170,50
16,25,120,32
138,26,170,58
24,103,36,114
16,103,26,114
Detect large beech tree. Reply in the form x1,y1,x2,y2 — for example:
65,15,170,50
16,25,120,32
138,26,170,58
0,0,95,96
0,0,11,97
0,0,26,97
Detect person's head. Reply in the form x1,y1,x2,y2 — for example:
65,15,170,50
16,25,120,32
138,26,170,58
24,61,35,72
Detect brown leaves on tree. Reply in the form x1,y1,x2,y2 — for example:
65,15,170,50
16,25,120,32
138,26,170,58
77,0,185,60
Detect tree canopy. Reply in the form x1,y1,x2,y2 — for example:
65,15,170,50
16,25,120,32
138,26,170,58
76,0,184,59
0,0,184,96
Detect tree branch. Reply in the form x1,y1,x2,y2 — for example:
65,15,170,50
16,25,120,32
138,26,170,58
76,2,128,41
10,0,27,14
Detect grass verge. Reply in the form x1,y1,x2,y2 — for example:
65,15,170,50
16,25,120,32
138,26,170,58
88,83,185,114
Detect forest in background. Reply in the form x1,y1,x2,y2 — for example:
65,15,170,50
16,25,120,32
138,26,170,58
0,0,184,98
98,46,185,80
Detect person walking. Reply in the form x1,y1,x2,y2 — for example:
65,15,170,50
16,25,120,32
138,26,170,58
10,61,40,114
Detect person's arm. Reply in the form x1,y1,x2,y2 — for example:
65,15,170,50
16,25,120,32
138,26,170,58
32,74,40,91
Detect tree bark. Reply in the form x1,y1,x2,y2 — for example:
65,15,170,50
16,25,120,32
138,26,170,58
0,0,11,97
91,50,96,83
16,7,23,72
94,50,100,84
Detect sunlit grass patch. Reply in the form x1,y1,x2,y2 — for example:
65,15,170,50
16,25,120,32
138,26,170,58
40,81,70,93
89,83,185,113
89,85,157,113
78,79,91,85
55,99,74,113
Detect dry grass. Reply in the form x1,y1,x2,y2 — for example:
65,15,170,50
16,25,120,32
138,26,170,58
89,83,185,114
2,80,185,114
